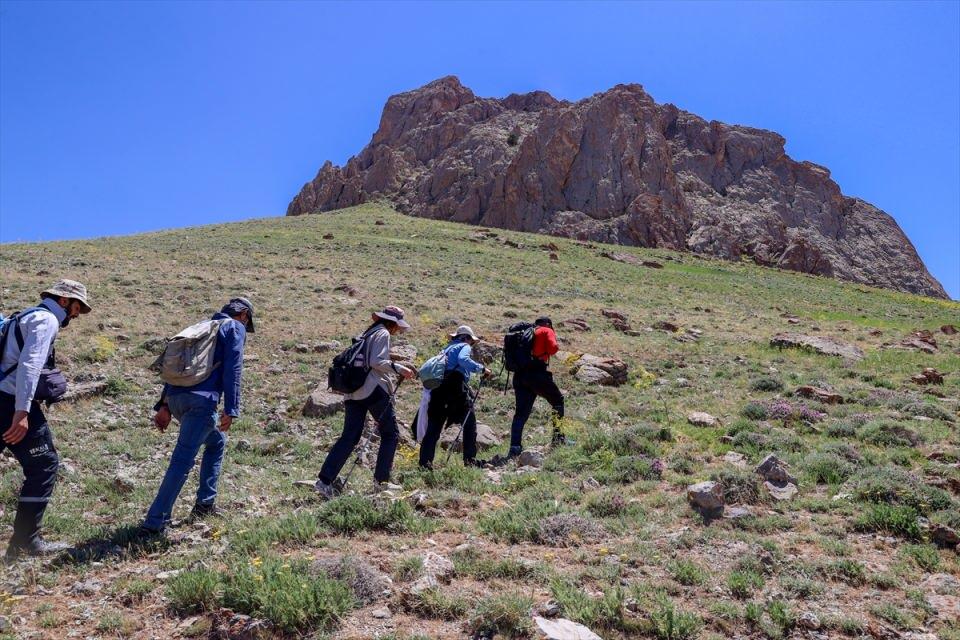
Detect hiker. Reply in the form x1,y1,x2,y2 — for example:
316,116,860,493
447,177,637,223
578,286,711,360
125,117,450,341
139,297,254,535
1,280,91,559
315,306,416,499
418,325,492,470
508,316,565,457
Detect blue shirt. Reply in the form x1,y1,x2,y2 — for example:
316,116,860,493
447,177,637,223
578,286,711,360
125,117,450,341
443,340,484,382
161,312,246,416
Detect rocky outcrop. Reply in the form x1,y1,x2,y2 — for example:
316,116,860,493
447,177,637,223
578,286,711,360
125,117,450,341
288,76,945,298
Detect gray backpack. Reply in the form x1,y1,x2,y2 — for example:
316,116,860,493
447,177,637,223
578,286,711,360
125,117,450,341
153,319,227,387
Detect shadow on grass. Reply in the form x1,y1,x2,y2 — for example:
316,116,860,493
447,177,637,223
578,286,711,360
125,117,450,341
56,524,174,566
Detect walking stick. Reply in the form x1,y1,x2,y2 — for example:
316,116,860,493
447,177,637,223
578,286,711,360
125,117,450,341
444,376,485,465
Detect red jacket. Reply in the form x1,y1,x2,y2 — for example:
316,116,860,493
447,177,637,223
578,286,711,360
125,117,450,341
531,326,559,363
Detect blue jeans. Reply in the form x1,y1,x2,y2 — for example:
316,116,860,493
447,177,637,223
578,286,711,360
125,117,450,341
143,393,225,530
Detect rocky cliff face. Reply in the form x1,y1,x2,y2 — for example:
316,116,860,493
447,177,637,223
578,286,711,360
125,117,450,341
288,76,946,299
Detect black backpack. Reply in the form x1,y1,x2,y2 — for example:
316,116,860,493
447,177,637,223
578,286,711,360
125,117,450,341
503,321,535,372
327,327,376,394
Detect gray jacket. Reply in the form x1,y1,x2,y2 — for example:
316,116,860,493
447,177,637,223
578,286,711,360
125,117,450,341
346,325,399,401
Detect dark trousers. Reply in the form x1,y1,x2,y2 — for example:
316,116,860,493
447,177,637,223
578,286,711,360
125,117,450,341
510,365,564,450
0,392,59,548
319,385,398,484
419,372,477,467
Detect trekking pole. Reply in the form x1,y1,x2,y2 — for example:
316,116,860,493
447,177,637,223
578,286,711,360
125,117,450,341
339,378,405,491
444,377,485,465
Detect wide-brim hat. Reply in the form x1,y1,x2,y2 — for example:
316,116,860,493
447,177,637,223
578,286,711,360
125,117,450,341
42,279,92,313
373,305,411,331
450,325,481,341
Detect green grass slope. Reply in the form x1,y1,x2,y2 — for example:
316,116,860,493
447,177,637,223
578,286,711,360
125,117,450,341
1,203,958,639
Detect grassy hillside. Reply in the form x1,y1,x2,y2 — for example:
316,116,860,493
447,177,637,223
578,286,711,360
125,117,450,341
1,203,958,639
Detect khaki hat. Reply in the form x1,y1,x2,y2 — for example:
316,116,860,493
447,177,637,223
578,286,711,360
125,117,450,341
373,305,411,331
450,325,481,341
42,279,91,313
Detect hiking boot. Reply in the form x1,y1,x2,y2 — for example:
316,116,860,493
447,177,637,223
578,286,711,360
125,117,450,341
5,537,71,560
135,525,165,540
508,446,523,458
551,433,574,447
314,479,338,501
464,458,488,468
190,502,224,520
419,462,434,472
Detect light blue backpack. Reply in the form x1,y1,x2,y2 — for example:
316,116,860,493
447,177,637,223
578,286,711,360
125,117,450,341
418,342,466,390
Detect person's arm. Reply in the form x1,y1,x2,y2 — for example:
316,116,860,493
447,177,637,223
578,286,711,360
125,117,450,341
542,327,559,357
220,321,245,418
13,312,57,411
368,330,415,379
457,344,485,375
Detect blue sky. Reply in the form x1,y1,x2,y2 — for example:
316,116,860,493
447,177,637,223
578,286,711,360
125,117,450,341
1,1,957,298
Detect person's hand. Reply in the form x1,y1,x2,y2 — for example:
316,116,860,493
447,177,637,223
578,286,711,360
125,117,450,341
482,367,493,379
397,364,416,380
2,410,29,445
154,406,172,432
219,414,234,432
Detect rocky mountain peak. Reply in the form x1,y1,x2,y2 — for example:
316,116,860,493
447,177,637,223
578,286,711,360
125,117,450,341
288,77,947,299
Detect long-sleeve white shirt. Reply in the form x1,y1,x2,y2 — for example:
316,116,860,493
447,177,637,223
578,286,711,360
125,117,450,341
0,298,64,411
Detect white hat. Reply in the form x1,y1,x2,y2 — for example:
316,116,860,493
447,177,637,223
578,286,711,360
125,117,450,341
450,325,481,341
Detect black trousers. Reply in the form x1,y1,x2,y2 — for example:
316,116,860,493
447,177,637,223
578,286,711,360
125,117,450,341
318,385,399,484
0,392,59,547
510,365,564,450
419,371,477,467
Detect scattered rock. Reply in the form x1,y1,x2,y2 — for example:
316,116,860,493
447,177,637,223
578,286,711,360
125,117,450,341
61,380,109,403
322,233,334,239
796,385,844,404
374,220,385,226
942,324,958,335
930,523,960,549
797,611,821,630
549,252,559,261
440,422,501,451
409,574,439,595
642,260,664,269
0,617,9,633
894,330,939,354
600,251,642,266
764,481,798,501
570,354,628,386
911,368,944,385
312,555,392,604
560,318,591,332
518,450,545,468
389,344,418,364
927,594,960,623
333,283,360,296
921,573,960,596
687,480,724,517
755,454,798,485
770,332,864,361
421,551,455,581
653,320,679,333
601,309,628,322
371,606,391,619
687,411,719,428
722,451,747,468
112,472,135,494
533,616,602,640
472,340,503,365
302,387,345,417
313,340,342,353
722,506,754,520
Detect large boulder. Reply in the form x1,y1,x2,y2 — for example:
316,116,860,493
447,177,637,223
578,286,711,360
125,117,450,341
302,388,345,417
570,354,628,386
440,422,501,451
770,333,864,361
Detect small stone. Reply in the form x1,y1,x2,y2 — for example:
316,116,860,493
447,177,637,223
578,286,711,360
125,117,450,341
112,473,135,494
441,422,500,451
422,551,454,581
371,607,391,619
722,451,747,468
942,324,958,335
0,617,9,632
687,411,719,428
653,320,680,332
764,481,798,501
931,523,960,548
722,506,753,519
797,611,821,630
313,340,342,353
533,616,602,640
795,385,844,404
518,450,545,468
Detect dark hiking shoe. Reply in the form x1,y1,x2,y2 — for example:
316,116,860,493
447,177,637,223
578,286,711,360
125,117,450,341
314,479,338,501
508,446,523,458
419,463,434,472
464,458,488,468
551,433,574,447
190,502,224,520
5,538,71,560
135,525,165,540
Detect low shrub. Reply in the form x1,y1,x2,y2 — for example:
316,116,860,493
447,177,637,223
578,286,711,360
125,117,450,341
466,592,534,639
750,377,783,392
318,495,420,535
741,402,768,420
712,469,766,505
854,504,922,540
549,578,631,630
858,420,922,447
728,569,764,599
802,452,856,485
669,559,709,586
847,467,952,515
